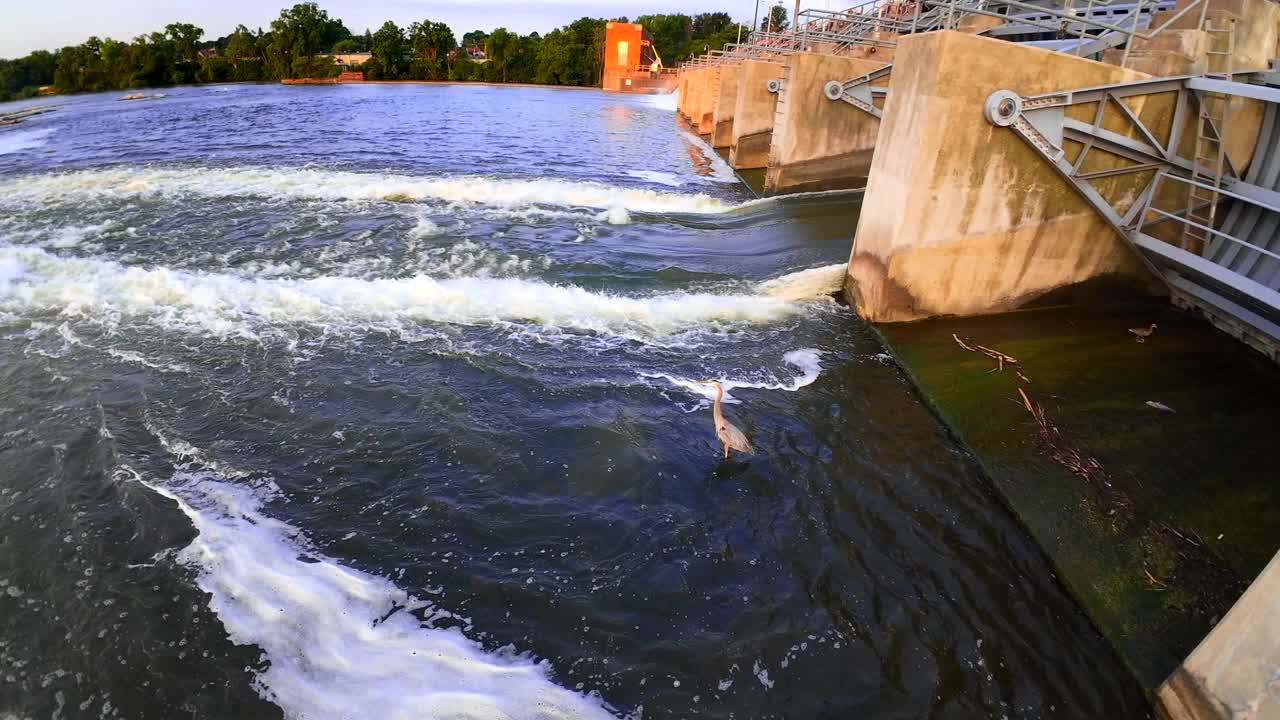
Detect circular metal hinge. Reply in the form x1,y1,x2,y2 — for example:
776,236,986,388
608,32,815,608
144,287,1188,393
823,80,845,101
984,90,1023,127
766,78,782,94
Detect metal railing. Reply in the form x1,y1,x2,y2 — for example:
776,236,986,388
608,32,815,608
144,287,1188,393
681,0,1191,69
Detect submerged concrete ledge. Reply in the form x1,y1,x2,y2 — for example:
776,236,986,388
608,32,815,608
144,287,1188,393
877,303,1280,692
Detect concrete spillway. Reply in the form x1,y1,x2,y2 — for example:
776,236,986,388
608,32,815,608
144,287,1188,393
678,1,1280,716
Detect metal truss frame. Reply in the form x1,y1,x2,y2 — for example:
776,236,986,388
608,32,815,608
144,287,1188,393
815,0,1185,114
823,64,894,118
985,75,1280,354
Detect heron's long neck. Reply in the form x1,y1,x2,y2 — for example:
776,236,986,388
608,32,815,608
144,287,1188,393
712,384,724,425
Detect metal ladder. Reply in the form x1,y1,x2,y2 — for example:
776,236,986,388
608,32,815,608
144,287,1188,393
1180,16,1235,254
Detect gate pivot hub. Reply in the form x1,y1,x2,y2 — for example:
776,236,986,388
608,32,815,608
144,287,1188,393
984,90,1023,127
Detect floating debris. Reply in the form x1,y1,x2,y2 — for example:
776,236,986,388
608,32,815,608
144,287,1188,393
0,104,58,126
953,333,1019,372
1017,387,1117,501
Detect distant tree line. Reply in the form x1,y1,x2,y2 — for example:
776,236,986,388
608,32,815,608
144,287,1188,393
0,3,749,101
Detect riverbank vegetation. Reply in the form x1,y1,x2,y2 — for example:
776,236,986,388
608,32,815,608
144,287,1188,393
0,2,748,101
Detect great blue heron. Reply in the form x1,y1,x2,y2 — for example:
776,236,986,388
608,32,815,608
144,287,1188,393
698,380,754,460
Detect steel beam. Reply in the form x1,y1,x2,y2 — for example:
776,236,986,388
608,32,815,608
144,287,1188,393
823,64,893,117
1187,77,1280,105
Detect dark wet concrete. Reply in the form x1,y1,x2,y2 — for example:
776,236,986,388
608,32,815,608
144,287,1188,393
879,301,1280,689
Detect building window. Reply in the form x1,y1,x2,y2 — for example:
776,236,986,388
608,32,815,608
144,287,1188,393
617,41,629,67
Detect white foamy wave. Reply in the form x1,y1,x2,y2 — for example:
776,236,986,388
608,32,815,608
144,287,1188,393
0,166,739,215
679,131,737,184
624,170,686,187
0,246,801,342
0,216,121,250
0,127,55,156
643,348,824,405
758,263,847,301
597,207,631,225
634,91,677,112
0,257,26,296
128,468,618,720
408,214,442,238
414,239,550,278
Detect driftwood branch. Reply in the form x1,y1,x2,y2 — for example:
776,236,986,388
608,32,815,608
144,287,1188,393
953,334,1018,372
1017,387,1112,490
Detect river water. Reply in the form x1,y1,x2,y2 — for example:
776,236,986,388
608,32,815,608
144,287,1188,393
0,84,1146,719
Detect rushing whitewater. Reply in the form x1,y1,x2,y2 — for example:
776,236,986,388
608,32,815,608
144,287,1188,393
0,165,741,215
0,82,1147,720
0,246,814,343
132,466,618,720
0,127,55,156
642,349,825,405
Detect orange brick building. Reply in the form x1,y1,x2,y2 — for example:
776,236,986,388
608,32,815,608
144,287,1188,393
601,22,678,94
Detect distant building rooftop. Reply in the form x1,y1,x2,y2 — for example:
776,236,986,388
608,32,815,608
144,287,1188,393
325,52,372,67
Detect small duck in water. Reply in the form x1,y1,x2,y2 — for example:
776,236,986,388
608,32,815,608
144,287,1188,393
698,380,754,460
1129,323,1158,343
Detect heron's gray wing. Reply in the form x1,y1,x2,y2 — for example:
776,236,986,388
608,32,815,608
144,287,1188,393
718,420,753,454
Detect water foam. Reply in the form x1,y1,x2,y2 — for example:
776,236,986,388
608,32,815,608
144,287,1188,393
128,468,619,720
0,166,739,215
0,257,26,296
624,170,686,188
0,127,55,156
0,246,801,342
643,349,824,405
678,131,737,184
634,92,677,113
758,264,847,301
414,239,550,278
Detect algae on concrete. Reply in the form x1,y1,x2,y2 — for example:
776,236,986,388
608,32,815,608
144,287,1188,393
880,303,1280,689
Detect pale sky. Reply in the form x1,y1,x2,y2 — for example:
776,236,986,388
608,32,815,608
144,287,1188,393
0,1,841,59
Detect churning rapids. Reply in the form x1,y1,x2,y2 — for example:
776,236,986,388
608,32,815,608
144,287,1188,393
0,84,1145,719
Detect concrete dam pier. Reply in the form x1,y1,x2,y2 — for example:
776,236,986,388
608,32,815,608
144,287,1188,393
679,0,1280,717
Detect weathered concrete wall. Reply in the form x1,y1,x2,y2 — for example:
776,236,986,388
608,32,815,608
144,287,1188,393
764,52,890,195
682,68,707,127
729,60,784,169
846,31,1173,322
1107,29,1210,77
712,64,740,148
684,68,702,125
697,67,721,136
682,69,699,126
1156,551,1280,720
677,70,690,120
678,69,694,121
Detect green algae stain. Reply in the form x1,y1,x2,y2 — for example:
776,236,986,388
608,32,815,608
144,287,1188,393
878,303,1280,690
